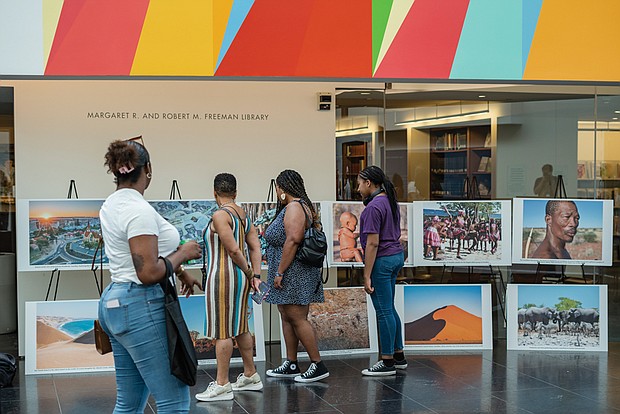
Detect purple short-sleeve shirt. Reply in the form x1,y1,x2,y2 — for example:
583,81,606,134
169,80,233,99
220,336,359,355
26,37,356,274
359,195,403,258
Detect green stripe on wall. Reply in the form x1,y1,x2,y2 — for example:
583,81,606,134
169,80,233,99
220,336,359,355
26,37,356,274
372,0,393,71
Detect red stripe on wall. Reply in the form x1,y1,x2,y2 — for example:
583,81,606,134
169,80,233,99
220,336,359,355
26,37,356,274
45,0,150,76
216,1,313,76
216,0,371,77
374,0,469,79
295,1,371,77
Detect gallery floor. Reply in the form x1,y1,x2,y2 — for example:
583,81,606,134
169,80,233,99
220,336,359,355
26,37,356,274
0,333,618,414
2,265,619,413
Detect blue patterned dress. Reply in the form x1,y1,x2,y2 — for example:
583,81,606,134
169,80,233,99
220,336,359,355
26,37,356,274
264,206,324,305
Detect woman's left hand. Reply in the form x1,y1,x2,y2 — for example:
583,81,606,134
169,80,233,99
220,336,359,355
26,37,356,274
179,274,201,298
274,275,283,289
363,276,374,295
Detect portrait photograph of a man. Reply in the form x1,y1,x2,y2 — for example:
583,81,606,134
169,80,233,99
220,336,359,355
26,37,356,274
513,198,613,265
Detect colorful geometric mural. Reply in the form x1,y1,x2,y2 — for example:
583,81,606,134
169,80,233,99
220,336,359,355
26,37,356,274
15,1,617,81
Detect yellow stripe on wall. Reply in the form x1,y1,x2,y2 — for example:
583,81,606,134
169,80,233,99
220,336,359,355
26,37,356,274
43,0,64,68
212,0,233,67
131,0,215,76
524,0,620,82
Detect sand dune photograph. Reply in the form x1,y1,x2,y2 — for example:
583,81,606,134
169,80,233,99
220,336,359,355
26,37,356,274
403,285,484,346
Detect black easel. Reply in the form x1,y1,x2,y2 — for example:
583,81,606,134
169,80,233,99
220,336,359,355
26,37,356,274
554,174,567,199
266,179,276,202
169,180,182,200
488,264,506,323
463,176,481,200
91,238,104,296
67,179,78,199
46,180,78,300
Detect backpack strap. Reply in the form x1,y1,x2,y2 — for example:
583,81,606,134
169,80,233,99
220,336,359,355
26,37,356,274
295,199,312,229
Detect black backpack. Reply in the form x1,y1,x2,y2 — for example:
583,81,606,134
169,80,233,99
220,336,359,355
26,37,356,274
0,352,16,388
295,200,327,268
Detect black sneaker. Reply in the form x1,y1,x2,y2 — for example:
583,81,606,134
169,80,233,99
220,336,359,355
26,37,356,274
394,358,408,370
362,360,396,376
294,361,329,383
266,360,301,378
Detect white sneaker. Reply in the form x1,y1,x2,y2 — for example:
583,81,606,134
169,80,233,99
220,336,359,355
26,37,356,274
195,381,233,402
232,372,263,391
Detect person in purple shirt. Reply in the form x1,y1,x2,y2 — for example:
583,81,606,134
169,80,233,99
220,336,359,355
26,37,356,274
357,166,407,376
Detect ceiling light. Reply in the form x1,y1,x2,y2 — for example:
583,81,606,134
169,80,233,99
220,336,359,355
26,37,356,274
336,115,369,133
613,117,619,120
360,92,371,95
395,101,490,126
615,110,620,114
478,95,486,98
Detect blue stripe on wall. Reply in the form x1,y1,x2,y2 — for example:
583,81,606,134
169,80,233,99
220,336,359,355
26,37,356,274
522,0,543,74
216,0,255,71
450,0,522,80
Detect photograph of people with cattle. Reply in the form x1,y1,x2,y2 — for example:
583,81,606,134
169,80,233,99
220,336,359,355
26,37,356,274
512,198,613,266
507,284,608,351
412,200,512,266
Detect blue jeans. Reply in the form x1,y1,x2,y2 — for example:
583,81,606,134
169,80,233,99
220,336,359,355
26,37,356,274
98,282,190,413
369,252,404,356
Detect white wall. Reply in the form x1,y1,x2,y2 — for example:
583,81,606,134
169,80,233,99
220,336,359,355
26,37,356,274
11,80,337,355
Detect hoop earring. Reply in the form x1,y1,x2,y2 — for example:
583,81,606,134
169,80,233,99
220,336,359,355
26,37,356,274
280,193,286,201
147,173,152,179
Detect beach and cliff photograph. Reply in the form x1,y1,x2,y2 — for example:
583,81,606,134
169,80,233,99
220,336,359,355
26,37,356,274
29,300,113,373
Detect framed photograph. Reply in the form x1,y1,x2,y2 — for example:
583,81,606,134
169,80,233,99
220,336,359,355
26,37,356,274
240,201,322,270
326,201,411,267
506,284,607,351
240,202,278,270
149,200,218,268
180,294,265,363
512,198,613,266
398,284,493,350
412,200,512,266
18,199,107,272
25,300,114,374
280,287,378,358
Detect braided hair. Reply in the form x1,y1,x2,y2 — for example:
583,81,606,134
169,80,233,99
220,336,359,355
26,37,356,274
275,169,319,228
104,140,150,184
358,165,399,222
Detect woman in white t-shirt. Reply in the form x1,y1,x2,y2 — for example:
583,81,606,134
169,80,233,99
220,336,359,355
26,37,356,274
98,138,202,414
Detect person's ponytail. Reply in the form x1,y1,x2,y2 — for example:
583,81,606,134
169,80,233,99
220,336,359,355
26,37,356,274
359,165,399,222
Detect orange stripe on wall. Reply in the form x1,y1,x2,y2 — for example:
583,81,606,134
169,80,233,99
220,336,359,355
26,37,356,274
131,0,215,76
524,0,620,82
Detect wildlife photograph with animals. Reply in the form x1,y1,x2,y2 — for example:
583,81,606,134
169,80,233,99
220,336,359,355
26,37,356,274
512,285,605,350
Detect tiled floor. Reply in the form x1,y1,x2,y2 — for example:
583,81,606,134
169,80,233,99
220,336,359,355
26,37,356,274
1,333,619,414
